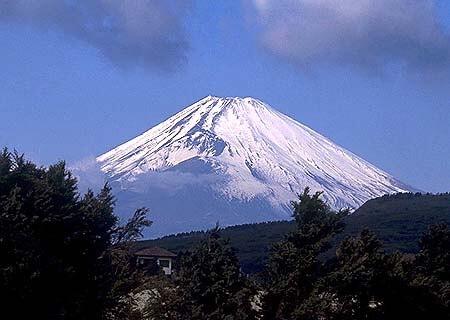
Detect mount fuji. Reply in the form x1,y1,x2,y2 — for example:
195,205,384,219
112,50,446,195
92,96,413,237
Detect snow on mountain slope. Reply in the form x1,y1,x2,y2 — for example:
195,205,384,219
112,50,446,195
96,96,413,236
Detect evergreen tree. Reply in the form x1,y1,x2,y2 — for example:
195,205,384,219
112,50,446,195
105,208,154,320
0,149,151,320
312,230,398,319
142,275,181,320
415,224,450,284
262,187,348,319
412,224,450,317
325,230,388,319
175,226,258,320
310,229,448,320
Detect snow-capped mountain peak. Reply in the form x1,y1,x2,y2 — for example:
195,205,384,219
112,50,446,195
96,96,413,236
97,96,274,176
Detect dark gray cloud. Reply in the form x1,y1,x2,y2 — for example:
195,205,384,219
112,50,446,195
249,0,450,74
0,0,189,71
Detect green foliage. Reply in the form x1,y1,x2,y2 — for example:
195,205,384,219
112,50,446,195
260,189,450,319
303,227,449,320
139,199,450,320
413,224,450,315
142,275,181,320
0,149,151,320
138,220,295,274
262,188,347,319
141,192,450,273
106,208,155,320
175,226,258,320
342,192,450,253
316,231,403,319
415,224,450,281
113,208,152,245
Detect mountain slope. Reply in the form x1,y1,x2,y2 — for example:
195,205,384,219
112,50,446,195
137,193,450,273
96,96,414,237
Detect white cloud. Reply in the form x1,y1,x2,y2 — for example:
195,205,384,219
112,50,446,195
70,156,108,195
248,0,450,74
70,156,223,196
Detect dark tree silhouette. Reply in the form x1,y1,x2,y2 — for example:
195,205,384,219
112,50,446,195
0,149,151,320
176,226,258,320
262,188,348,319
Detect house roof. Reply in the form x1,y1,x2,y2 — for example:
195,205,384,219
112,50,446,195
135,246,177,258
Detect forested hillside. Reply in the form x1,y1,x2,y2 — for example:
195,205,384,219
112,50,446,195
138,192,450,273
342,192,450,252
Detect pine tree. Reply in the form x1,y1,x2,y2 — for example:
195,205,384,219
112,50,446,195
262,187,347,319
412,224,450,318
142,275,181,320
0,149,151,320
415,224,450,284
309,230,393,319
312,229,448,320
175,226,258,320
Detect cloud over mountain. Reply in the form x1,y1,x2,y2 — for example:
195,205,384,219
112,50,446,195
0,0,189,71
249,0,450,74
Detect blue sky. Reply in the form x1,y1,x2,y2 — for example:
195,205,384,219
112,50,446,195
0,0,449,192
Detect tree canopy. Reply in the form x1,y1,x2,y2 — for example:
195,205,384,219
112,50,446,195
175,226,258,320
0,149,151,319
